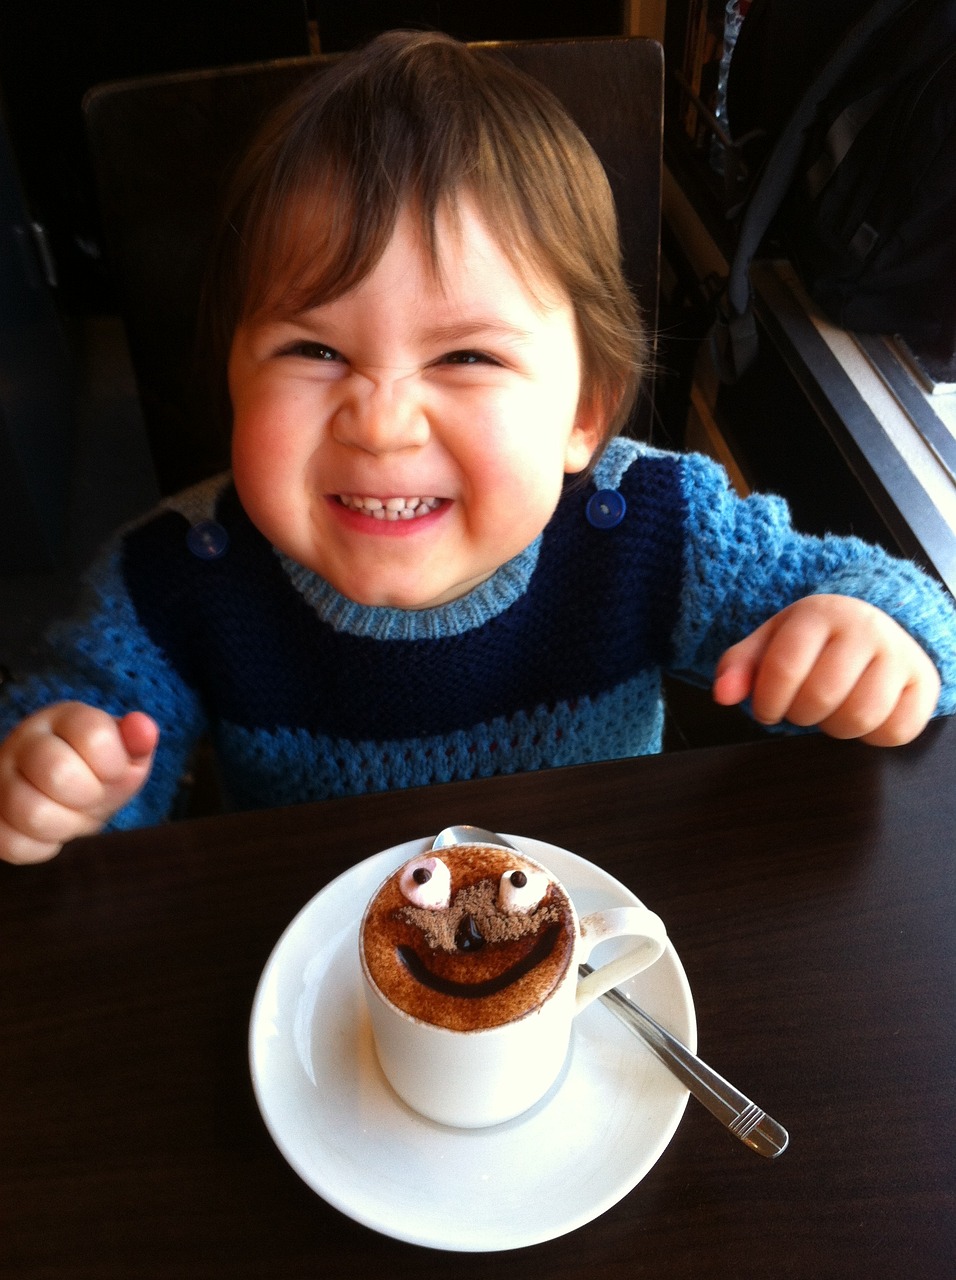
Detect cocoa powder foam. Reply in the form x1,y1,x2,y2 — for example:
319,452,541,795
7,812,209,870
361,845,575,1032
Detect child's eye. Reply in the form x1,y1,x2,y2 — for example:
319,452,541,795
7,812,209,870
439,349,500,367
277,340,342,362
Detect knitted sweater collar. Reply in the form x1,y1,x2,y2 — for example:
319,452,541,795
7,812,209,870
275,537,542,640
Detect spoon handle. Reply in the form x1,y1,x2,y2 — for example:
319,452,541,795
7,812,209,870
580,964,789,1159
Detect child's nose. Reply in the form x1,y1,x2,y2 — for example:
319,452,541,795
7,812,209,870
333,372,429,455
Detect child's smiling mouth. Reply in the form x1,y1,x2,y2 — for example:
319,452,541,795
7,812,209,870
337,495,443,521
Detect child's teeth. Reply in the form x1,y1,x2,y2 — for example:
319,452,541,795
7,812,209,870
341,495,440,519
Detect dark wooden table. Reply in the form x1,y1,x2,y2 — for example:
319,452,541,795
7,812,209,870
2,720,954,1278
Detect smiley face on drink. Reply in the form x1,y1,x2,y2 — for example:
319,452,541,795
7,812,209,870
360,843,667,1127
362,844,577,1032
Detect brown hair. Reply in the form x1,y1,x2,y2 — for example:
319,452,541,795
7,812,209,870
205,30,647,448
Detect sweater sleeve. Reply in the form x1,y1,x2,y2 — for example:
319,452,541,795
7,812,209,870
0,539,208,829
669,451,956,717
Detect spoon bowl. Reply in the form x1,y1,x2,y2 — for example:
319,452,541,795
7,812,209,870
432,824,517,850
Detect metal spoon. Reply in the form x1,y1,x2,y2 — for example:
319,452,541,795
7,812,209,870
431,824,789,1158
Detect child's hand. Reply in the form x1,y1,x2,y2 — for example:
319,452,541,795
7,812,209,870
0,703,158,864
712,595,941,746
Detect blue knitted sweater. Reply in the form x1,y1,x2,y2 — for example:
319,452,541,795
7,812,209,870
3,440,955,830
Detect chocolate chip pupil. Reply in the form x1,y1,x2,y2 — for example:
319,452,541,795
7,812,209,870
413,867,432,885
510,871,528,888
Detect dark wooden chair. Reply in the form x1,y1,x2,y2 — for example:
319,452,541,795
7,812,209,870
82,37,664,496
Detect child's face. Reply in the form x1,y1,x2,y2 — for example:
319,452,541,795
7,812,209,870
228,198,601,610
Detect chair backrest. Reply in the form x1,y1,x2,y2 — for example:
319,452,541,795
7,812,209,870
83,38,663,495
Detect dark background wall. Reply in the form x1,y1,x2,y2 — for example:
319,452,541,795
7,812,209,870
0,1,624,313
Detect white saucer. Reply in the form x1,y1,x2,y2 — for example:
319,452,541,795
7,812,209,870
249,835,696,1252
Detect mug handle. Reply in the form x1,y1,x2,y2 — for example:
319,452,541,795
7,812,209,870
574,906,667,1011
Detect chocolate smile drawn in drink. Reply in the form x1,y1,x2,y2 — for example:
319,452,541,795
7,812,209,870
361,846,576,1031
397,922,563,998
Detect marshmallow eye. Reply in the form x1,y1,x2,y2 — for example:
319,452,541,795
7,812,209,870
497,867,550,913
398,856,451,909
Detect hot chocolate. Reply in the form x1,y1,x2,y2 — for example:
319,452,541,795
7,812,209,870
360,845,576,1032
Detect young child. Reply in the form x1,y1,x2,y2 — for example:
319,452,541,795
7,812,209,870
1,30,954,865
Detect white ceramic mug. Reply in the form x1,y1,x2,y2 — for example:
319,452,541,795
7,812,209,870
359,844,667,1128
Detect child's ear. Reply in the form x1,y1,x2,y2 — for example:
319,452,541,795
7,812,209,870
563,395,605,474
